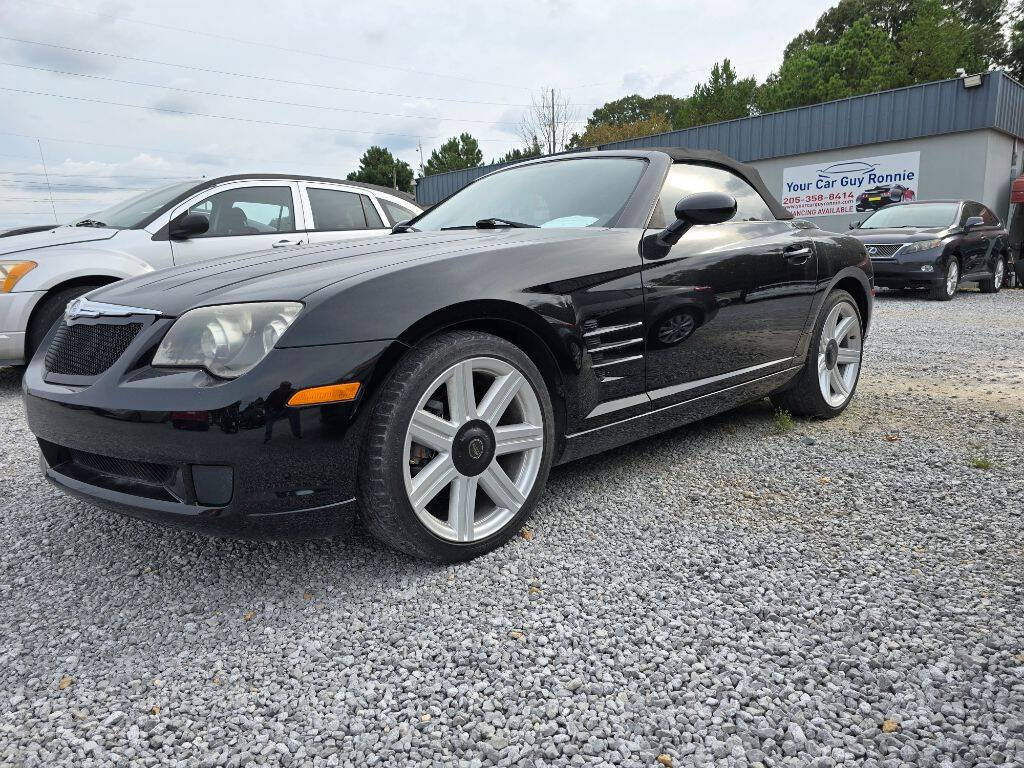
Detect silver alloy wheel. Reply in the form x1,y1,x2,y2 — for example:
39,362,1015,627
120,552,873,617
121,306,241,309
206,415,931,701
403,356,544,543
994,258,1005,288
817,300,862,408
657,312,696,344
946,259,959,297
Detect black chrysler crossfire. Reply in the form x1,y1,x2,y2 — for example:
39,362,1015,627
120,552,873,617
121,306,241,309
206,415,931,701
23,149,873,561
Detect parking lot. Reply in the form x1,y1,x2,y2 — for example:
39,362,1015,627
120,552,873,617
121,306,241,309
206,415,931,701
1,289,1022,767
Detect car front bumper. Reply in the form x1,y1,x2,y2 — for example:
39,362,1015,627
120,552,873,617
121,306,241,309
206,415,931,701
0,290,44,365
870,253,945,287
22,335,397,538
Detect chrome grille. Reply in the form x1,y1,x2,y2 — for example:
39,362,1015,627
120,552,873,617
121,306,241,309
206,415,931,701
863,243,904,261
44,320,142,376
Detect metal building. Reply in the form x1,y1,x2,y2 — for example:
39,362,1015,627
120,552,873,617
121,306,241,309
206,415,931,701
415,71,1024,236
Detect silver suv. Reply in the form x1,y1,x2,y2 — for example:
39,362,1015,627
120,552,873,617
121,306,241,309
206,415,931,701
0,174,422,365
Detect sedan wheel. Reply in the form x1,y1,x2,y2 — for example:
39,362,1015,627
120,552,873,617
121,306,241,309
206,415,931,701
359,331,554,561
817,300,862,408
403,357,544,543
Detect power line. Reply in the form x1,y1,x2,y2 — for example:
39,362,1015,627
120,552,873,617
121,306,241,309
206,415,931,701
0,131,344,168
0,36,539,108
15,0,533,91
0,85,520,142
0,170,195,179
0,61,581,127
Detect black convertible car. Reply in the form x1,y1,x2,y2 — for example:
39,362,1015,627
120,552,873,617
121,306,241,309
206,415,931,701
23,149,873,561
849,200,1011,300
855,183,915,212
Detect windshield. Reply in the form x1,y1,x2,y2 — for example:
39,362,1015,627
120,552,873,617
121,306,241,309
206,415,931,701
860,202,959,229
413,158,646,231
76,180,200,229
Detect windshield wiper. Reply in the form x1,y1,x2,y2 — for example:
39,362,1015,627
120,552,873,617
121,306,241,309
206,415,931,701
75,219,107,228
441,217,539,230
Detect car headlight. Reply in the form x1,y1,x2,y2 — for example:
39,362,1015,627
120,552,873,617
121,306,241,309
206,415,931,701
152,302,302,378
902,239,943,254
0,261,37,292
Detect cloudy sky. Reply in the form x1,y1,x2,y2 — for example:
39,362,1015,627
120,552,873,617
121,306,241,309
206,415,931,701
0,0,832,228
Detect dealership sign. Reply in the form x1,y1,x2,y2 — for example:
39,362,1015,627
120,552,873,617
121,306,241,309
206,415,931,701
781,151,921,217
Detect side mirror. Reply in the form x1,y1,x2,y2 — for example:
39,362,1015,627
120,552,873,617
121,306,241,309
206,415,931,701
170,212,210,240
391,220,414,234
963,216,984,231
849,220,860,230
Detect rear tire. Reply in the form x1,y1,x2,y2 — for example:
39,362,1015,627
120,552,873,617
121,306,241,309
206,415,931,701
770,289,863,419
25,284,103,362
979,256,1005,294
358,331,555,562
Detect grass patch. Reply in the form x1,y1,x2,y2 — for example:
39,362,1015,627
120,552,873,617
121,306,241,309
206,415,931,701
968,455,995,470
773,408,795,433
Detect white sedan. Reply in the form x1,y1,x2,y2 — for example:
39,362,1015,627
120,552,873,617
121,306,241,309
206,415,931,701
0,174,422,365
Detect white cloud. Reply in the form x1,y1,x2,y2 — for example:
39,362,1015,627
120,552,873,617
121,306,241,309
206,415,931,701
0,0,832,226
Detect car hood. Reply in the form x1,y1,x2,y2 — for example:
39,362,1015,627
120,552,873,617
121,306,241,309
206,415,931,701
0,225,120,257
850,227,949,242
88,228,617,317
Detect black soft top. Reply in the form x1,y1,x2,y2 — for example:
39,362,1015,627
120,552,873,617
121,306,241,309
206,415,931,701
645,147,793,220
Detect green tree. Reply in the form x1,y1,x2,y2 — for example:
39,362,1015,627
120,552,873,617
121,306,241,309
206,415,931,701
574,115,672,147
346,146,414,193
493,136,543,165
1005,0,1024,79
423,133,483,175
783,0,1003,63
673,60,758,129
757,17,896,112
897,0,988,85
585,94,684,128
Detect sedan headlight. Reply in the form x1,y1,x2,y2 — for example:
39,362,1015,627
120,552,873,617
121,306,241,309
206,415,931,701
153,302,302,378
902,239,943,254
0,260,37,292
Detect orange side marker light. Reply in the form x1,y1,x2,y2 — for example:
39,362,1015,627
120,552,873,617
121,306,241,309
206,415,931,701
287,382,360,407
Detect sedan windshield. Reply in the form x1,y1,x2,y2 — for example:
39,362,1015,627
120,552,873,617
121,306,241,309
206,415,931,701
75,180,200,229
413,158,646,231
860,202,959,229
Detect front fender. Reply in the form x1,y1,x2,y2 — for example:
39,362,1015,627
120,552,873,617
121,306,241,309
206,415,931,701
12,247,156,293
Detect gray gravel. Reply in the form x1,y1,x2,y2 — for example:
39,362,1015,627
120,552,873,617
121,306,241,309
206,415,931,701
1,287,1023,768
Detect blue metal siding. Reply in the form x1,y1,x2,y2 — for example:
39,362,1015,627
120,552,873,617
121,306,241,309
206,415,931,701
415,71,1024,206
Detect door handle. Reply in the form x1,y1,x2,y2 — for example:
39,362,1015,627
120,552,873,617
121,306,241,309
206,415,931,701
783,244,812,264
272,239,298,248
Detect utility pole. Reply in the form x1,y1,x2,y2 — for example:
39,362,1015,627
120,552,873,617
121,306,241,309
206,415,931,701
37,139,58,225
417,142,425,176
550,88,556,154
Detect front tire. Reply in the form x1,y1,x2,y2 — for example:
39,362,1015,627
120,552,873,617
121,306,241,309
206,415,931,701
930,258,958,301
979,256,1005,294
25,284,104,362
359,331,555,562
770,289,863,419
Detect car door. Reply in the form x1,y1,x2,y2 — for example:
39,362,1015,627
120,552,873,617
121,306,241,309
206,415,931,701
958,202,992,277
641,162,817,407
977,204,1003,276
299,183,392,244
169,182,307,264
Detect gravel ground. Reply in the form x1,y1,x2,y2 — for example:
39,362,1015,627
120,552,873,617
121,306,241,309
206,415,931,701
1,288,1022,768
